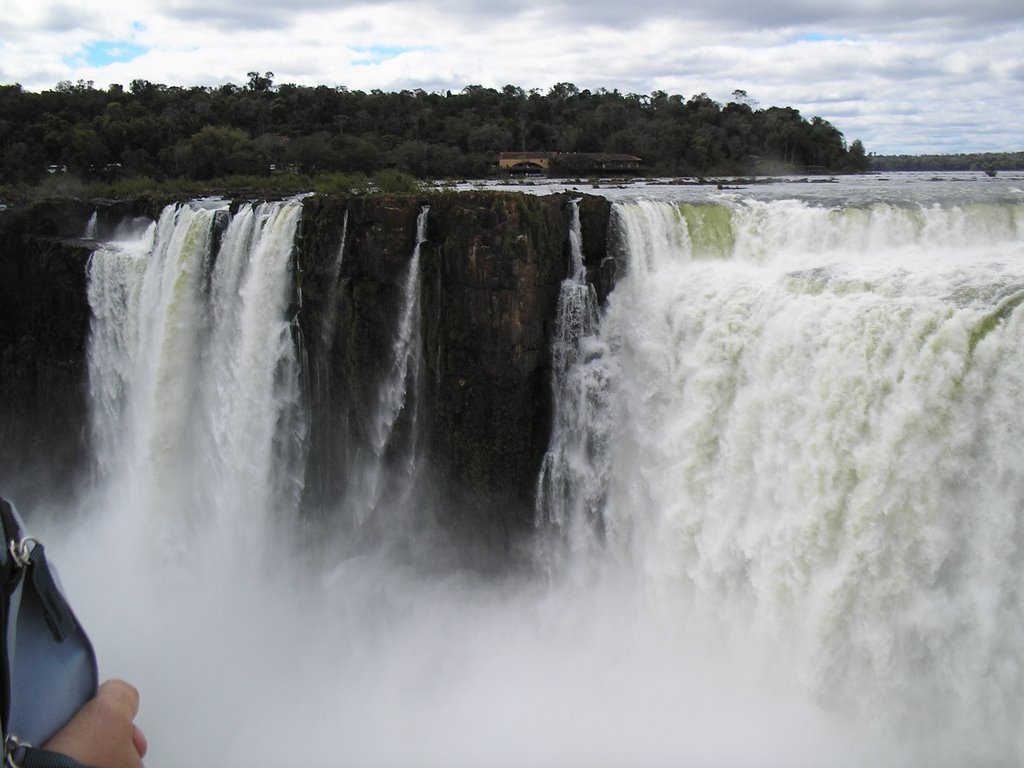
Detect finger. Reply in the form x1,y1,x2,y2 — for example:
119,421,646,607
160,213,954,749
98,679,141,719
132,724,148,758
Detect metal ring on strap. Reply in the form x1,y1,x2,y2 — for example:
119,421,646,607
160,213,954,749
8,538,38,569
4,734,30,768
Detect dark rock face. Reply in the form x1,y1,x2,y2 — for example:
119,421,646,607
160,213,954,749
299,192,597,534
298,195,426,520
0,208,95,501
419,192,570,533
577,194,615,304
2,191,614,531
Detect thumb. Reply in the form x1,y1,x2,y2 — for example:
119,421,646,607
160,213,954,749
96,679,140,720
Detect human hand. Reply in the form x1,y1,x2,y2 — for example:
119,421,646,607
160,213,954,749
42,679,147,768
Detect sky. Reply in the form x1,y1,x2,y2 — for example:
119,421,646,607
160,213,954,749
1,0,1022,155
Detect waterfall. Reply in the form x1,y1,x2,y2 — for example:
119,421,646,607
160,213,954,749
372,206,428,457
352,206,429,525
536,199,606,545
200,202,307,539
85,199,305,556
83,210,98,239
551,196,1024,762
86,221,155,478
30,184,1024,768
321,209,348,348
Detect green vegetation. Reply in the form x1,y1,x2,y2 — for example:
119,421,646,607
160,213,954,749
870,151,1024,173
0,75,869,192
0,169,427,204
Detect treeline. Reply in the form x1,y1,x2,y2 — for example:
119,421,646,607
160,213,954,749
0,73,869,185
870,152,1024,173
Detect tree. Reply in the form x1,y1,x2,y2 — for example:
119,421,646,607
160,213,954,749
179,126,262,179
730,89,757,108
846,139,869,172
285,132,340,174
0,74,873,183
468,124,510,154
2,141,46,183
548,82,580,101
246,71,275,94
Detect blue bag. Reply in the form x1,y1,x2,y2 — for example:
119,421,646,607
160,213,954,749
1,497,98,768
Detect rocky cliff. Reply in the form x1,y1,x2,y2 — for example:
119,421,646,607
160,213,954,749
0,203,94,500
0,191,612,532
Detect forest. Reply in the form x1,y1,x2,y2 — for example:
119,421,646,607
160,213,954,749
0,72,870,187
870,152,1024,173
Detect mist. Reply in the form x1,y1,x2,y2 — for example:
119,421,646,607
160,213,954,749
32,485,899,768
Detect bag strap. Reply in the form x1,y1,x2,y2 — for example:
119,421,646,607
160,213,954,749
5,739,95,768
0,501,95,768
0,497,23,740
0,499,23,580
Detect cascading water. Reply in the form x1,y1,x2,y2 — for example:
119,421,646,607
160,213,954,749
199,201,307,543
320,209,348,349
372,207,428,474
550,195,1024,764
349,206,429,526
84,199,306,557
83,210,98,239
22,179,1024,768
536,199,607,546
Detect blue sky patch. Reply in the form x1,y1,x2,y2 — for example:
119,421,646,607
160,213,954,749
352,45,413,65
72,40,149,68
794,32,849,43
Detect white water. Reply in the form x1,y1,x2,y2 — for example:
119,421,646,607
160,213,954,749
82,199,305,559
83,210,98,240
536,199,605,541
319,208,348,349
25,180,1024,767
551,195,1024,764
350,206,429,525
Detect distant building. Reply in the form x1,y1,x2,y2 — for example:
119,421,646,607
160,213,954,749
580,153,644,173
497,151,643,176
497,152,560,174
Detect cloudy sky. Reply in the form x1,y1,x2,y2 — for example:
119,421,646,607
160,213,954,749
1,0,1022,155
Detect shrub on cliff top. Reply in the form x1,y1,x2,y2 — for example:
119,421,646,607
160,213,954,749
371,169,423,195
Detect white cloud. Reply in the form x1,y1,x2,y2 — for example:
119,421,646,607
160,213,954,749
0,0,1021,153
